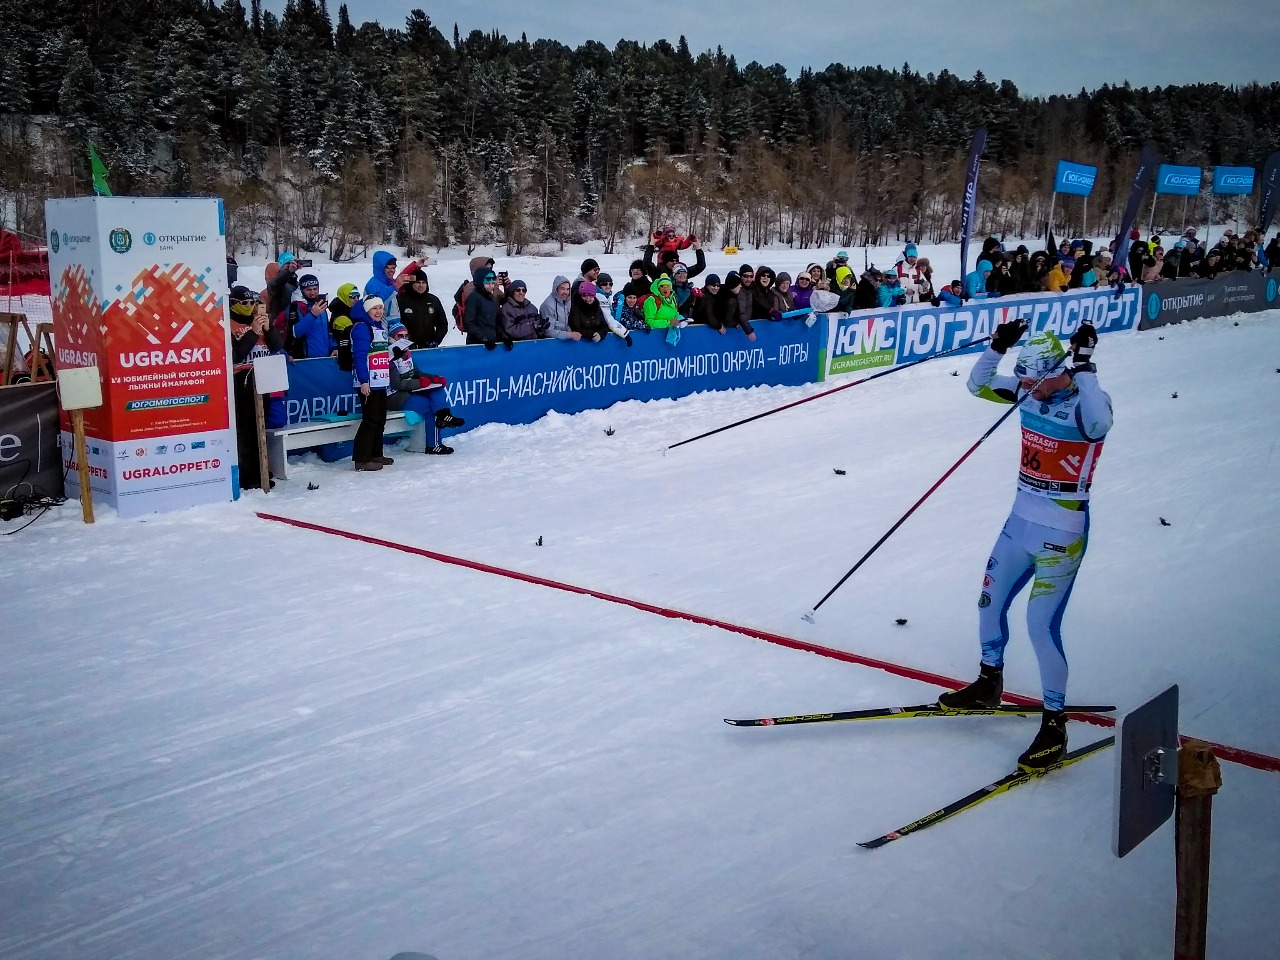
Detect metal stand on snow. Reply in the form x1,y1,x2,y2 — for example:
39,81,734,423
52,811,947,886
1112,685,1223,960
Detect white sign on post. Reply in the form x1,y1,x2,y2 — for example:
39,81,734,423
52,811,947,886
252,354,289,394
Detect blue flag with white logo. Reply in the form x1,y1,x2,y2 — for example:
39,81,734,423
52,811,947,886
1112,145,1158,275
1211,166,1254,195
1155,164,1201,196
958,127,987,281
1054,160,1097,197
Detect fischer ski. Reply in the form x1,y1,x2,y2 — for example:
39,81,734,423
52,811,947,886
723,703,1115,727
857,735,1116,850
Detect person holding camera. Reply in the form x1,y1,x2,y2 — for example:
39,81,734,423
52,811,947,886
292,274,335,358
265,252,301,332
365,251,401,306
229,287,287,489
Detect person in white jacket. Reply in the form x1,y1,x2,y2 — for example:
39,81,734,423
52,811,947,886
893,242,923,303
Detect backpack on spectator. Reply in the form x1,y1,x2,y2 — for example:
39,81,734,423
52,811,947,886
452,279,472,333
334,316,358,372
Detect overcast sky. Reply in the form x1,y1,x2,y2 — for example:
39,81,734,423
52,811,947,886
264,0,1277,97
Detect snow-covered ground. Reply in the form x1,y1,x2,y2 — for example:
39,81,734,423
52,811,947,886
2,245,1278,960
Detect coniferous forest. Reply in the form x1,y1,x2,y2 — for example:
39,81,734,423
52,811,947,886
2,0,1279,257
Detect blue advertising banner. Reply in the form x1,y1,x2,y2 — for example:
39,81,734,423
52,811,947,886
1212,166,1255,195
283,321,821,433
1155,164,1202,196
822,288,1141,380
1054,160,1098,197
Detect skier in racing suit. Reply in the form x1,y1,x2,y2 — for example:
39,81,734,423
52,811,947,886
939,319,1110,771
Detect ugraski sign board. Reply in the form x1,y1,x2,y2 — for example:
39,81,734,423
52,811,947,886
45,197,238,517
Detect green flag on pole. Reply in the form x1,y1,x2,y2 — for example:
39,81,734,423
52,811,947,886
88,141,112,197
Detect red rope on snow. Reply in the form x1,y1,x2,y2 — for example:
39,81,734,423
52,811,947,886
257,510,1280,775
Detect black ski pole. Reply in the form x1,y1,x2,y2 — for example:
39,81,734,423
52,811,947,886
801,378,1039,624
668,335,992,452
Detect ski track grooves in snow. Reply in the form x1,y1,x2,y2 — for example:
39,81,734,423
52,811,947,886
255,510,1280,775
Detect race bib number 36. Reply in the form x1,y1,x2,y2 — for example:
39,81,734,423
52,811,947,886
1019,427,1103,495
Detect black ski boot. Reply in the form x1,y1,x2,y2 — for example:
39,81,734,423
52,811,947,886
1017,710,1068,771
937,663,1004,710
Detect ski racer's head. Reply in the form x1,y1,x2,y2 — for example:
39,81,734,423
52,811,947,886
1015,331,1072,399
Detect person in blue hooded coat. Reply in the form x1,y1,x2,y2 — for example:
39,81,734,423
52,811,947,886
365,251,400,304
964,260,993,300
463,266,502,347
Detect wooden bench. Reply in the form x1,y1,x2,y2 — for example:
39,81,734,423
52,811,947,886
266,412,425,479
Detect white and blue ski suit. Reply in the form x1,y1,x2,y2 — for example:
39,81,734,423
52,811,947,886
967,347,1113,711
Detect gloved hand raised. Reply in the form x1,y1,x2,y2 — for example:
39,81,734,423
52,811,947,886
990,319,1028,354
1070,322,1098,370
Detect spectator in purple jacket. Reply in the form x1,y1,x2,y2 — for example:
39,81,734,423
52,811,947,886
791,270,815,309
499,280,546,341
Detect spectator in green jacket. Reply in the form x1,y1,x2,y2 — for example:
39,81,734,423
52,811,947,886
643,276,681,329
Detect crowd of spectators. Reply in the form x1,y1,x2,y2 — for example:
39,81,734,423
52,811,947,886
951,227,1276,302
229,248,464,481
441,230,833,350
229,222,1277,482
